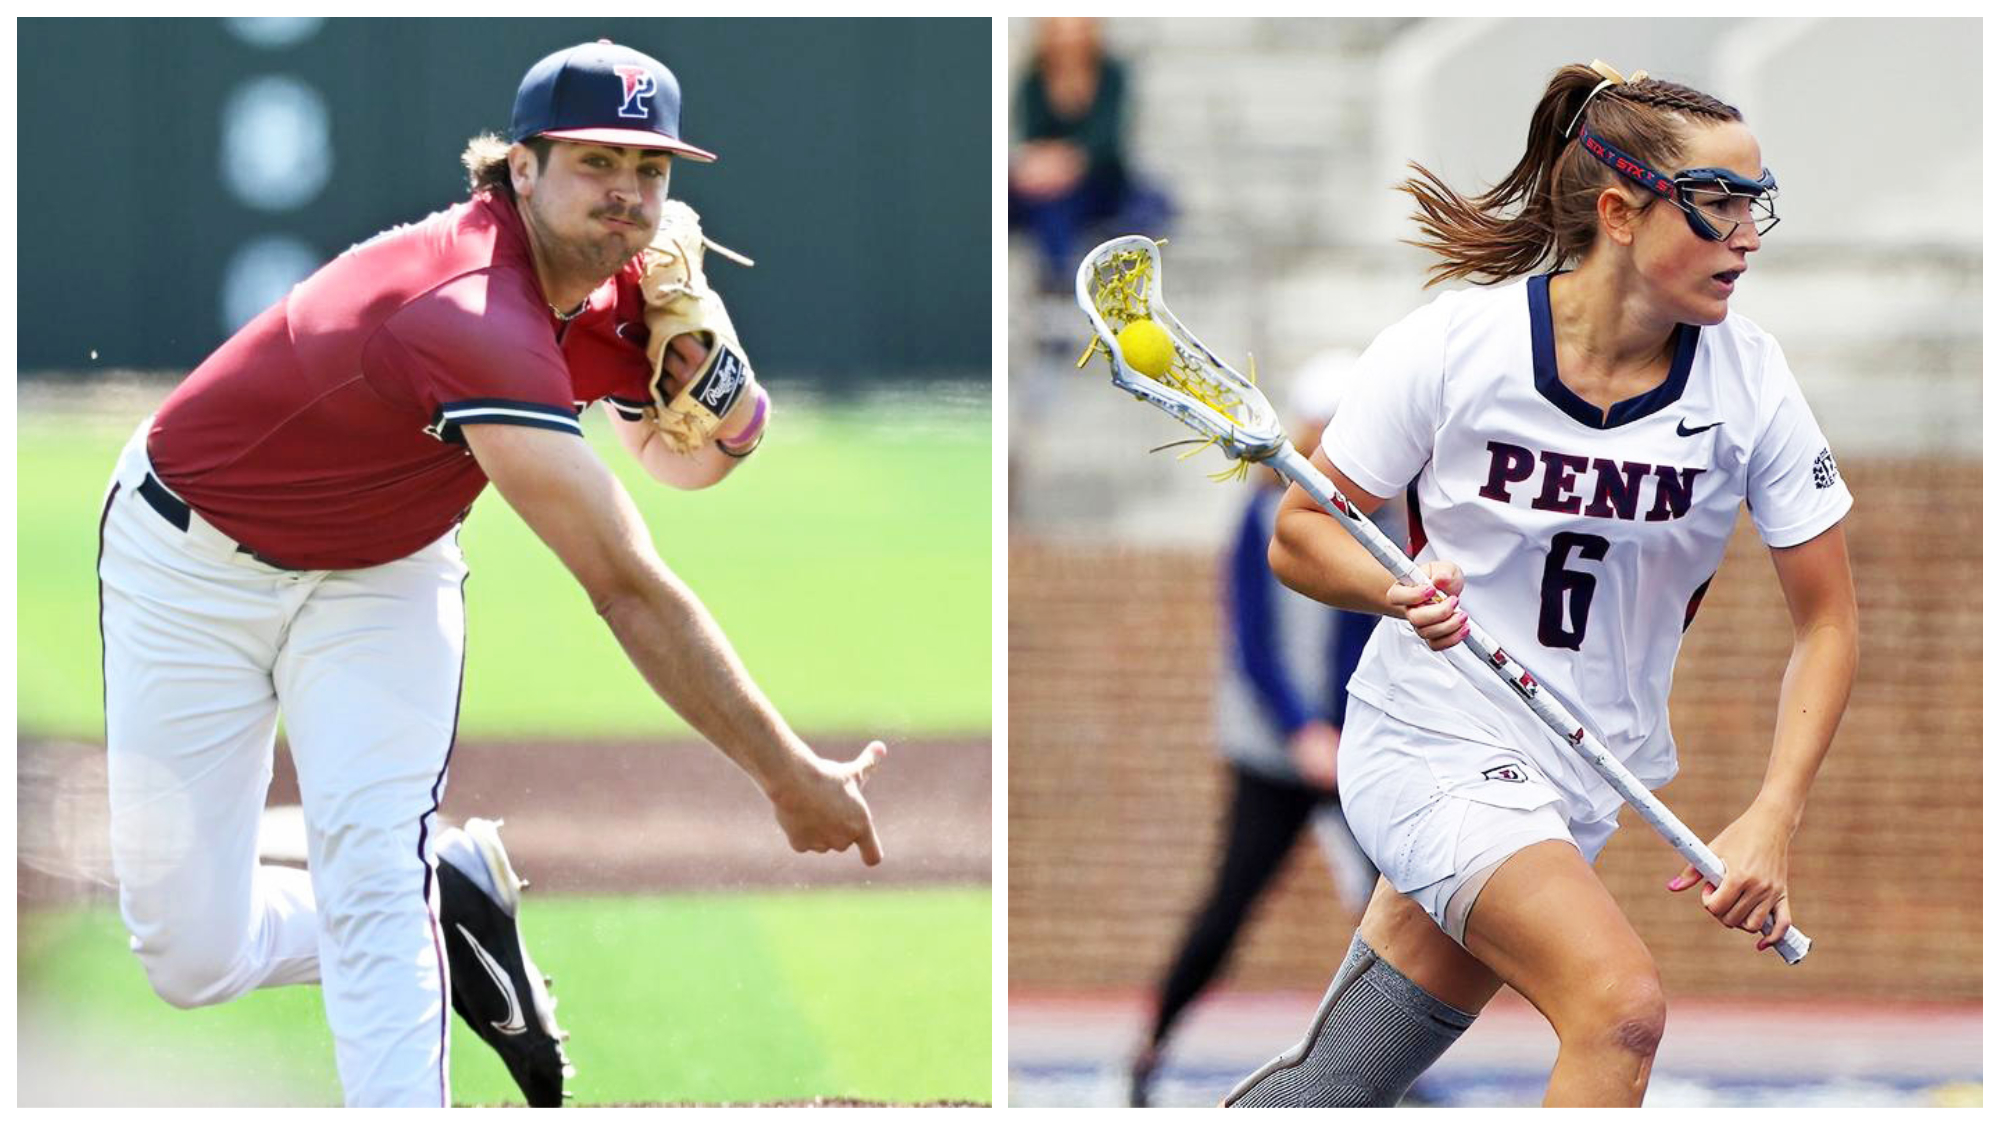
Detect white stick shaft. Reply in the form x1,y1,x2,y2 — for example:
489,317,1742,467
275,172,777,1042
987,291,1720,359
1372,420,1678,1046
1267,445,1810,964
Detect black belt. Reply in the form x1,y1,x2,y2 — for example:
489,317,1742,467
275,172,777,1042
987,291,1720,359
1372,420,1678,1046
138,472,298,570
136,472,192,531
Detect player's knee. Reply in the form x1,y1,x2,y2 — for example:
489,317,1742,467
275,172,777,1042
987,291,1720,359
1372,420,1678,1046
1611,1001,1667,1060
1561,971,1666,1060
135,943,243,1009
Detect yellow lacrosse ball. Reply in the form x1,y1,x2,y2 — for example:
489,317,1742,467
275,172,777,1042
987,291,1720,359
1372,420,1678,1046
1117,319,1174,377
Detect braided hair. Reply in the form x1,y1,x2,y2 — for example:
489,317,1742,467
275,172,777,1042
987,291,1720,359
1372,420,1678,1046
1399,64,1743,287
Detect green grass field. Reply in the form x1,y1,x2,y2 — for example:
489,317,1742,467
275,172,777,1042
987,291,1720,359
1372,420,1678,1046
20,394,992,1104
19,398,990,739
21,886,990,1106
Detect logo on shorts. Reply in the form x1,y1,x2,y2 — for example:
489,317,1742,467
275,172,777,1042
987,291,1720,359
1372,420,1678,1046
1481,763,1530,784
614,65,657,119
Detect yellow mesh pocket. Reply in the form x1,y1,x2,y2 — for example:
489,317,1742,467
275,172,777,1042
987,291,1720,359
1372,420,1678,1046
1076,243,1261,480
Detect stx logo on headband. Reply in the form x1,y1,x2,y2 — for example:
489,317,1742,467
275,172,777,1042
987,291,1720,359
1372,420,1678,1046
1580,126,1678,200
614,65,657,119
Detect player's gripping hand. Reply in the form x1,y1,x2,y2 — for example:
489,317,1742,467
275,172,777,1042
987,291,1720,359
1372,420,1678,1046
660,332,710,386
1387,561,1469,651
1665,803,1796,951
768,741,887,866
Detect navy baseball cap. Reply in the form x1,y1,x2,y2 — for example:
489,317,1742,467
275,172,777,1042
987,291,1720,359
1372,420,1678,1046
510,39,717,162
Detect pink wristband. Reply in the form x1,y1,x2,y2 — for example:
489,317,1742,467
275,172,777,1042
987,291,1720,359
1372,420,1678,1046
717,386,769,455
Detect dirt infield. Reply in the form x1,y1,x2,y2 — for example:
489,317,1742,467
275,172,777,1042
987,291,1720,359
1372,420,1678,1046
19,735,989,903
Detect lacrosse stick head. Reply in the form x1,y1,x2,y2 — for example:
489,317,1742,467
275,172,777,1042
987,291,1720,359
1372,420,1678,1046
1074,236,1287,465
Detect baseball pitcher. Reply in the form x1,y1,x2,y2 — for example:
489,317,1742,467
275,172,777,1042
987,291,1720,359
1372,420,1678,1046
97,39,884,1107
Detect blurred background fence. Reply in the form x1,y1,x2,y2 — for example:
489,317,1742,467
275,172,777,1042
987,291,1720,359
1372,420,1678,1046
1007,16,1980,1107
20,16,990,387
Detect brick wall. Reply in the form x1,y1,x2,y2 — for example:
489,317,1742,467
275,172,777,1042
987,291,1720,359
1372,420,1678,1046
1008,459,1980,1002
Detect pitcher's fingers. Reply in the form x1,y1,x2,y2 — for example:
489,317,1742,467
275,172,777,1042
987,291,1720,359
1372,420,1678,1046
856,816,884,866
847,740,888,786
670,332,709,365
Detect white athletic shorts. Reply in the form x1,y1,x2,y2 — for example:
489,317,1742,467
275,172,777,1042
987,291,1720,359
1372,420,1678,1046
1338,697,1619,944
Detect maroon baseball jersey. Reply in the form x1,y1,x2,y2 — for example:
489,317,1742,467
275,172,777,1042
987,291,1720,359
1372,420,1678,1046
149,192,654,570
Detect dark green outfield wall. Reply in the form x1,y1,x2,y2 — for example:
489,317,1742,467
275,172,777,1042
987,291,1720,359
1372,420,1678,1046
19,17,990,384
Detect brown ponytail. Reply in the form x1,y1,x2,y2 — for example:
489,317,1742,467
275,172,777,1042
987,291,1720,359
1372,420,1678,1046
1399,64,1744,287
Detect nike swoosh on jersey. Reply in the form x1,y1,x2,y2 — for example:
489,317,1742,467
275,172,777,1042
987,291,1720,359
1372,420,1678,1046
456,923,528,1035
1676,419,1723,436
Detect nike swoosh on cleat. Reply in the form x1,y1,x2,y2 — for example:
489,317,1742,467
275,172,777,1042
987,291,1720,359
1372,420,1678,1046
1677,419,1723,436
456,923,528,1035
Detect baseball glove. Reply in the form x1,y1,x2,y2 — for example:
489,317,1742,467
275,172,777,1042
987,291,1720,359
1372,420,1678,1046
638,199,757,454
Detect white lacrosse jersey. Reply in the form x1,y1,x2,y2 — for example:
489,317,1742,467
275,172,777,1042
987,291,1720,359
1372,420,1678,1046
1327,274,1852,822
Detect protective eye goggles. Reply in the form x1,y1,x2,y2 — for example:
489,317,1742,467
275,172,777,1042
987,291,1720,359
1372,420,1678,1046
1575,121,1779,241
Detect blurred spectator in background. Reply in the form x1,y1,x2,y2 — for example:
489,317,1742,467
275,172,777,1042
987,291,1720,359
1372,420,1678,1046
1009,17,1170,289
1129,353,1400,1107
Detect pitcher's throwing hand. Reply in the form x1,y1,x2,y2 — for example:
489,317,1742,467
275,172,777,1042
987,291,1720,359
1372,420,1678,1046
771,741,888,866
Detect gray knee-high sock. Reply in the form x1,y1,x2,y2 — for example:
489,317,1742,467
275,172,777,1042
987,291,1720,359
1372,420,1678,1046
1224,934,1475,1107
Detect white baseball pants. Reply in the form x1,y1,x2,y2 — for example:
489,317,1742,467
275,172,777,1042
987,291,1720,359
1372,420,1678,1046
98,420,468,1106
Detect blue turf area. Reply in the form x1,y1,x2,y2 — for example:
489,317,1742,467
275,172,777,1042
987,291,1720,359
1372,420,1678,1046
1008,1060,1982,1108
1007,992,1982,1109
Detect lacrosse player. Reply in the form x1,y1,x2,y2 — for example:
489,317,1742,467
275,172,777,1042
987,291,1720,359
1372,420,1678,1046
1227,62,1855,1107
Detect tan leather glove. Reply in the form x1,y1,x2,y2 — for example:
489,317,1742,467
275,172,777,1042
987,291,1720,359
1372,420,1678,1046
638,199,757,454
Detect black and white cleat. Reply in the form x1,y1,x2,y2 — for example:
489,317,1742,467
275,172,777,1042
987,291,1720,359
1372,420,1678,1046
437,818,576,1107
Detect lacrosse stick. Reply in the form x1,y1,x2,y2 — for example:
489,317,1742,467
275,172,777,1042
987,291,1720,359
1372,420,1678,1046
1075,234,1810,964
